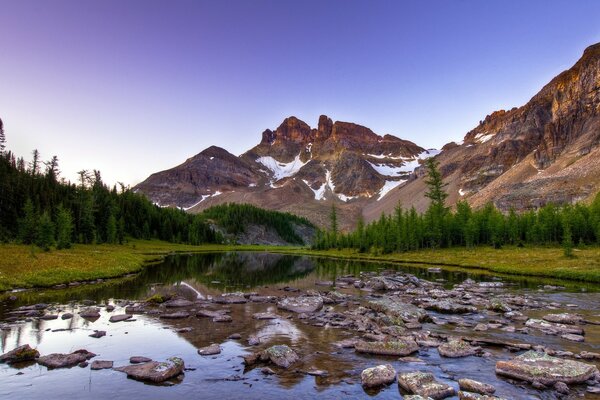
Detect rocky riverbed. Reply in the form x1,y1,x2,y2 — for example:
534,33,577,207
1,252,600,399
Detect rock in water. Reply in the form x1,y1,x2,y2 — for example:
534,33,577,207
38,350,96,369
163,298,194,308
277,296,323,313
458,379,496,395
160,311,190,319
542,313,584,325
259,345,299,368
0,344,40,364
79,308,101,319
361,364,397,388
355,338,419,356
495,351,598,385
109,314,132,323
90,360,113,370
438,339,480,358
458,392,506,400
198,344,221,356
398,371,456,399
114,357,184,383
367,297,429,322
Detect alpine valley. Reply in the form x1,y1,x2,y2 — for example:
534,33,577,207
135,43,600,229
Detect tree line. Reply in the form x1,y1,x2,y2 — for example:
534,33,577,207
201,203,314,245
0,120,220,249
313,158,600,256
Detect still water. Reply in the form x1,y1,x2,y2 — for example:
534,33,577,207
1,252,599,399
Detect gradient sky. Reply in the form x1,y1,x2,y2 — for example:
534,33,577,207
1,0,600,186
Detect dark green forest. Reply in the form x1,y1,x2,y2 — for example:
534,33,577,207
314,158,600,255
0,120,314,249
201,203,314,245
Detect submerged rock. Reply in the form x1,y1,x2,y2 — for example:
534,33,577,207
355,338,419,356
438,339,480,358
163,298,194,308
398,371,455,399
259,345,299,368
361,364,396,388
90,360,113,370
114,357,185,383
458,392,506,400
495,351,598,385
277,296,323,313
38,349,96,369
0,344,40,364
525,319,584,335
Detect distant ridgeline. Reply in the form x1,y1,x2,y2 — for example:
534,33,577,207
314,158,600,254
0,131,313,248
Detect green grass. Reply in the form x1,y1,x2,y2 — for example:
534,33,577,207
1,240,599,291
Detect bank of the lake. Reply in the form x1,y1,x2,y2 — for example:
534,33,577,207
1,240,600,291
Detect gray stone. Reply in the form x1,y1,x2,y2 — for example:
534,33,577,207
109,314,132,323
90,360,113,370
361,364,396,388
198,344,221,356
0,344,40,364
130,356,152,364
458,379,496,395
38,349,96,369
495,351,598,385
438,339,480,358
398,371,456,399
260,345,299,368
355,338,419,356
114,357,185,383
277,296,323,313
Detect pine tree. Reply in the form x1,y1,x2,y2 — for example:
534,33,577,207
37,212,55,251
329,203,338,247
55,205,73,249
106,214,117,244
423,157,448,248
562,214,574,258
29,149,40,176
0,117,5,155
117,216,125,244
18,199,38,244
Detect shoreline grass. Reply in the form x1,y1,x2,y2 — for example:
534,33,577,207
0,240,599,292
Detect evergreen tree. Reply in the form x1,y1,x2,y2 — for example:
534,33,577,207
55,205,73,249
37,211,55,251
106,214,117,244
329,203,338,247
423,157,448,248
562,214,574,258
29,149,41,176
0,117,5,154
18,199,38,245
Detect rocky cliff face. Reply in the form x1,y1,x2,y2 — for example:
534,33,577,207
137,42,600,229
366,42,600,220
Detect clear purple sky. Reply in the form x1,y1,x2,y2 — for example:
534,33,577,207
1,0,599,186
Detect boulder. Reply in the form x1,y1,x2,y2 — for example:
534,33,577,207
398,371,455,399
163,298,194,308
367,297,428,322
38,349,96,369
438,339,480,358
259,345,299,368
542,313,584,325
109,314,132,323
79,308,101,319
361,364,396,388
0,344,40,364
495,351,598,385
425,301,477,314
277,296,323,313
198,344,221,356
525,319,584,335
114,357,185,383
458,379,496,395
355,338,419,356
160,311,190,319
458,392,506,400
130,356,152,364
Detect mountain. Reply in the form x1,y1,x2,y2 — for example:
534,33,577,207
136,42,600,229
134,116,433,230
365,42,600,221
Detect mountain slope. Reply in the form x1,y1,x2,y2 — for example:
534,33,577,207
135,115,432,230
366,42,600,220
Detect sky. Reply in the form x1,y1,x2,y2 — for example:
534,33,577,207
1,0,600,186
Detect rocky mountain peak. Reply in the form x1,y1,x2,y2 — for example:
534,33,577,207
317,115,333,140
